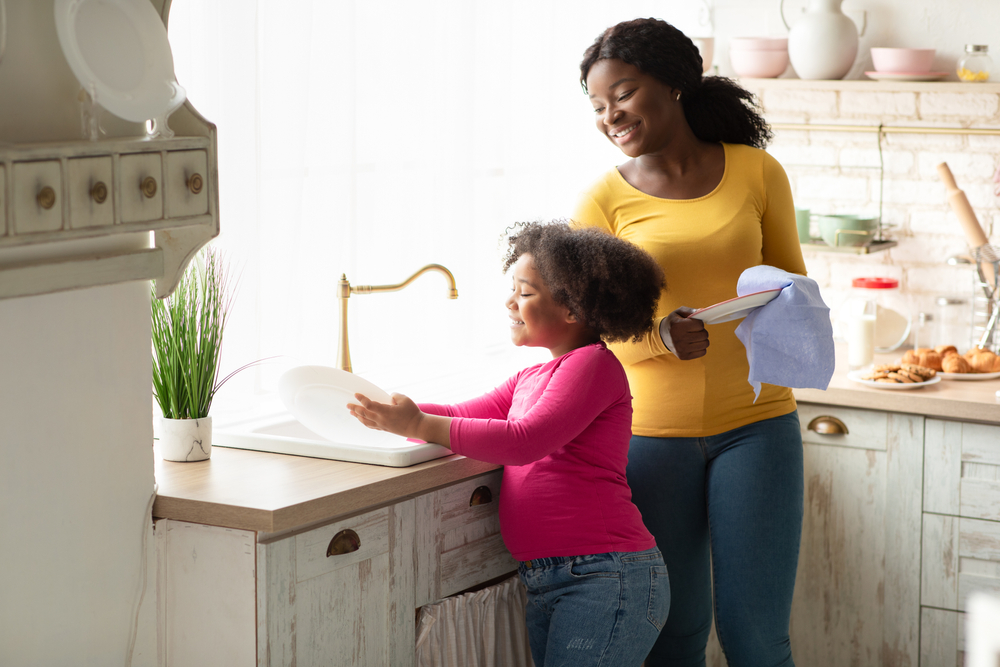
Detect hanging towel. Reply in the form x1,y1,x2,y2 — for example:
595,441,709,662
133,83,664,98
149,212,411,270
734,265,835,401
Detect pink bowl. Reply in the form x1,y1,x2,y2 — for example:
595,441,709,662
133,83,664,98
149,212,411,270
730,37,788,52
870,48,935,73
730,49,789,78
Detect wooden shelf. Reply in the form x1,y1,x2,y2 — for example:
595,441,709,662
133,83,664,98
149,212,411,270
800,239,897,255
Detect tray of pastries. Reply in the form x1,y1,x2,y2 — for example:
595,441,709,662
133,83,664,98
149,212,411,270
848,362,941,389
901,345,1000,380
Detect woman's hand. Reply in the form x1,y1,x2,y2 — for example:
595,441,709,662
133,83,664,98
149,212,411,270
348,392,452,446
659,307,710,360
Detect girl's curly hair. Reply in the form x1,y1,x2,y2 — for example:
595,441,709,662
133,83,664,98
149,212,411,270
579,17,772,149
502,221,665,343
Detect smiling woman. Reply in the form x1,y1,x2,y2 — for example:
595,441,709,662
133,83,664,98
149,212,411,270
164,0,710,420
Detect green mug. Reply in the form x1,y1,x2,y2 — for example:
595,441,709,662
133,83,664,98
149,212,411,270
795,208,811,243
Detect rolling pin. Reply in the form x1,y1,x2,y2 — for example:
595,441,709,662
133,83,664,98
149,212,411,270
937,162,995,290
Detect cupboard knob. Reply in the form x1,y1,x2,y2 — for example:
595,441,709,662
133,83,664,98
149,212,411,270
91,181,108,204
187,173,203,195
807,416,849,435
326,529,360,557
469,486,493,506
141,176,158,199
37,186,56,210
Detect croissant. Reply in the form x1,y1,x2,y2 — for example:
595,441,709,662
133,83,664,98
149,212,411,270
935,345,959,357
901,348,944,371
969,350,999,373
942,354,971,373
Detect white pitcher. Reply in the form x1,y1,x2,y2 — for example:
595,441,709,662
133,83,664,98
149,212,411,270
781,0,867,80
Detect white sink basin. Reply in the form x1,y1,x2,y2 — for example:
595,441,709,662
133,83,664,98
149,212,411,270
213,415,452,468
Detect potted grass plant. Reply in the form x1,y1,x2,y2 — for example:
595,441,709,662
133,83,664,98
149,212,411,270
151,247,247,461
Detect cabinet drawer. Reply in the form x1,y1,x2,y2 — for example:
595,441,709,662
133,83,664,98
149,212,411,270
164,150,208,218
12,160,63,234
922,513,1000,612
798,403,890,451
295,506,390,582
120,153,163,223
925,420,1000,520
67,157,114,228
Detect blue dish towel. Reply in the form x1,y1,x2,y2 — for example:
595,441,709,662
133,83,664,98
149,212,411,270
734,265,835,402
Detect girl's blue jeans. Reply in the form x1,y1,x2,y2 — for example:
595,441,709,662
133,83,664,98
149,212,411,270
518,547,670,666
628,411,803,667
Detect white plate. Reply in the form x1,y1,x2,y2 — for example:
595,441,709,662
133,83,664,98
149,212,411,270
688,288,783,325
940,370,1000,381
54,0,186,123
847,370,942,389
864,71,948,82
278,365,405,448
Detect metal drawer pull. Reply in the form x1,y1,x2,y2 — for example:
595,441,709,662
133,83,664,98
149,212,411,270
807,416,849,435
91,181,108,204
470,486,493,506
37,186,56,210
141,176,157,199
326,529,360,556
187,173,203,194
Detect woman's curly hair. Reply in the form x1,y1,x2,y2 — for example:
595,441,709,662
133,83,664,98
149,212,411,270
579,17,772,149
501,221,665,343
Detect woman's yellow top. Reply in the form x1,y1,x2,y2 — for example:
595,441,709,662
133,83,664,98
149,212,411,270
573,143,807,438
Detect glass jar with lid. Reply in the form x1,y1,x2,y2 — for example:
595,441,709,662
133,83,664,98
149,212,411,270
958,44,992,82
836,277,912,353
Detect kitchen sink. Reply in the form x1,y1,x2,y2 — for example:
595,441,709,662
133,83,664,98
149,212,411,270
213,415,453,468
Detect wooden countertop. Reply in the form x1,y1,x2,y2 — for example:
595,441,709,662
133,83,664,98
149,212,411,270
153,447,500,537
154,344,1000,536
793,345,1000,425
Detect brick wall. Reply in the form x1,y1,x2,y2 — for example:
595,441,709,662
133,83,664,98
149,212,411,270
743,80,1000,348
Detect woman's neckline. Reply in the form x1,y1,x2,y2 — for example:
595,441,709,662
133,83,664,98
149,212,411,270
615,143,729,202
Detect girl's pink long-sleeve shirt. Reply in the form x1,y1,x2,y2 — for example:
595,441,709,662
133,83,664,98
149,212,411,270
418,343,655,561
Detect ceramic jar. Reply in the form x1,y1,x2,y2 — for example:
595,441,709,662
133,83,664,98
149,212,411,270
782,0,862,80
158,416,212,462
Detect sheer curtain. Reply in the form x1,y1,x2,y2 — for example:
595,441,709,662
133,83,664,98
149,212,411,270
167,0,707,421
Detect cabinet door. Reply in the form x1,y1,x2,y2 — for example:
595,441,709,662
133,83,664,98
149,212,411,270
12,160,62,233
414,470,517,607
925,420,1000,521
164,150,209,218
788,404,923,667
258,500,415,667
67,157,114,228
120,153,163,223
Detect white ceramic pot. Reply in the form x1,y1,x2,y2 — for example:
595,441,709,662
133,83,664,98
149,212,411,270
159,416,212,462
783,0,860,80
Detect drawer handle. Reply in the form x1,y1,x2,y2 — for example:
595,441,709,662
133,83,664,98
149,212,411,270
141,176,158,199
469,486,493,506
807,416,849,435
187,173,204,195
91,181,108,204
326,529,360,557
37,186,56,210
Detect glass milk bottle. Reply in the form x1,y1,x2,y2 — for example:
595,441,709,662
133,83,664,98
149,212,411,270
847,298,877,370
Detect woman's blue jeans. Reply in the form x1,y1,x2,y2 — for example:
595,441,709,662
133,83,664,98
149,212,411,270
518,547,670,666
628,411,803,667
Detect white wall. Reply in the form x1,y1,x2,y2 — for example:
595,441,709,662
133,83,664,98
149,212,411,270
0,282,157,667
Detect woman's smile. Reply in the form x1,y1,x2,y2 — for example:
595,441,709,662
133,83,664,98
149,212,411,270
611,122,640,142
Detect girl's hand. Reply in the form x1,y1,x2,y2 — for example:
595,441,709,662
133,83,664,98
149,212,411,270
660,307,710,360
348,392,423,437
348,393,453,446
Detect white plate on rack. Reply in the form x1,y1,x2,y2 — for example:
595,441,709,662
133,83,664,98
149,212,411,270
688,288,783,325
864,71,948,82
940,370,1000,381
54,0,186,122
278,365,404,448
848,370,941,390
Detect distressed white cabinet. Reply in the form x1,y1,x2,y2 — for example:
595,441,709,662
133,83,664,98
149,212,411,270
158,469,516,667
921,419,1000,667
706,403,925,667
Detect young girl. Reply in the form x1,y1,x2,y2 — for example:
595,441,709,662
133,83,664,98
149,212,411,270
348,221,669,667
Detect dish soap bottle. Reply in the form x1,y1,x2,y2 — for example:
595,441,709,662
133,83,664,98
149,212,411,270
958,44,992,82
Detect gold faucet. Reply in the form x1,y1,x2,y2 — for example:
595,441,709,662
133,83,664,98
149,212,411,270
337,263,458,372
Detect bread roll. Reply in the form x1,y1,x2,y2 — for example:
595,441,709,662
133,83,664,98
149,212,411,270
901,348,943,370
942,354,972,373
935,345,959,357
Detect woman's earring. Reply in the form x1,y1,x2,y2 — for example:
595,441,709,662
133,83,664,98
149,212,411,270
676,91,682,101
